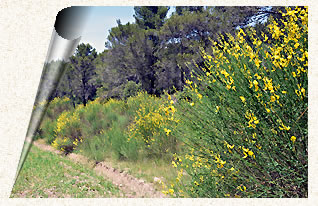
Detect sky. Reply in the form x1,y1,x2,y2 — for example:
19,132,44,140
79,6,175,53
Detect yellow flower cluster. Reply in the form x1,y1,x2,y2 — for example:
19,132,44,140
245,111,260,129
50,96,70,106
55,111,79,133
127,92,179,154
240,146,255,159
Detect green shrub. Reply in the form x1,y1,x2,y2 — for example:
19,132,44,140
41,119,57,144
77,135,110,162
108,118,140,161
76,105,141,162
46,96,73,120
122,81,142,99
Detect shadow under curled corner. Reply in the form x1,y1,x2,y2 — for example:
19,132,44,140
12,6,93,190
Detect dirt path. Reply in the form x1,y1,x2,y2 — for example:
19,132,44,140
33,140,166,198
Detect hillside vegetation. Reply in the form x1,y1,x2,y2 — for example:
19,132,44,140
32,6,307,198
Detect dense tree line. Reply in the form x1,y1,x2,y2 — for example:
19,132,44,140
50,6,284,105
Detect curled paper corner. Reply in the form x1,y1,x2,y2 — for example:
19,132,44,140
54,6,93,41
12,6,93,191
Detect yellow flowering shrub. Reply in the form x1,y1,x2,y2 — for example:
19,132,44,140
169,7,307,198
50,97,115,153
38,96,73,144
51,109,82,153
127,92,179,157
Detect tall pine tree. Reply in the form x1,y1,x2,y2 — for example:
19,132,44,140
68,43,98,106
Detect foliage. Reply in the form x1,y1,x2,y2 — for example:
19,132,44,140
166,7,308,198
122,81,142,99
134,6,169,30
97,21,157,97
76,99,141,161
175,6,204,15
127,92,179,158
41,119,57,144
56,43,98,106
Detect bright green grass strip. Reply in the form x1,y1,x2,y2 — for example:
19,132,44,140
11,146,120,198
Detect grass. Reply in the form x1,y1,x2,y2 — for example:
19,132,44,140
11,145,120,198
102,156,192,197
104,157,180,188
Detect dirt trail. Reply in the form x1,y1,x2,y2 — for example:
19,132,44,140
33,140,166,198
